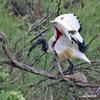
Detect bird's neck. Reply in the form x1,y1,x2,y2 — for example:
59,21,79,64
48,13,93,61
52,27,62,47
41,41,48,52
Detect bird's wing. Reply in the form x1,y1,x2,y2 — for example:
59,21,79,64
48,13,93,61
55,13,80,31
51,13,83,42
50,13,87,53
50,14,90,63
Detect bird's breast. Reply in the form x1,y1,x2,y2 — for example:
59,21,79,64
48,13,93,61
58,48,76,61
53,35,77,60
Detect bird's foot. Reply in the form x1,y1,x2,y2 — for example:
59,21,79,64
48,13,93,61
64,65,74,75
66,66,74,74
64,59,74,75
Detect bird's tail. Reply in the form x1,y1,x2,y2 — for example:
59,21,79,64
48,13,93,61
80,54,91,64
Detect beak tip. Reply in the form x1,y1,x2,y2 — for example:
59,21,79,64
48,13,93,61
49,21,53,24
49,20,57,25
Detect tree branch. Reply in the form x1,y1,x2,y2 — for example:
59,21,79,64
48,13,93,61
30,28,50,43
6,59,57,79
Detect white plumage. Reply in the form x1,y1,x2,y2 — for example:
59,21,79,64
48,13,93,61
55,13,80,31
48,13,91,63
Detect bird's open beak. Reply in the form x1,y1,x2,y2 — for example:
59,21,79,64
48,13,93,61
49,20,57,25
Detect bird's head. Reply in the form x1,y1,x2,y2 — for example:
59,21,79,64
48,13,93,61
50,20,57,27
36,38,47,52
50,20,64,34
27,37,47,57
37,38,46,44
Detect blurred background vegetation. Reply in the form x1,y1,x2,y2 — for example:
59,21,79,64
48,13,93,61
0,0,100,100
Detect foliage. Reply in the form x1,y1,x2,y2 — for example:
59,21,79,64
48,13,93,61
0,66,25,100
0,0,100,100
0,90,25,100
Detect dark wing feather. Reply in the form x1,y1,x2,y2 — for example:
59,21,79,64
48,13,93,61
77,40,87,53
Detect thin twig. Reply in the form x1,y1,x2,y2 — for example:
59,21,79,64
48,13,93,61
30,28,50,43
29,53,46,66
87,34,100,46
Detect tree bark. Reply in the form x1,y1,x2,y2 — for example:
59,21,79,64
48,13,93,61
33,0,43,19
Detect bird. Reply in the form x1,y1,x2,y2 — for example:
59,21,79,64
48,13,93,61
28,13,91,73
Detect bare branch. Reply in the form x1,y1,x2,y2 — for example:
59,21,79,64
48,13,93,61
6,59,57,79
79,94,97,99
2,45,12,59
30,27,50,43
0,30,7,44
28,16,50,33
56,0,61,16
75,83,99,88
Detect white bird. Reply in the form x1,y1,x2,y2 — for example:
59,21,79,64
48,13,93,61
28,13,91,73
48,13,90,63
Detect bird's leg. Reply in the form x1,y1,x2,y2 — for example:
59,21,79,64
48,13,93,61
56,56,65,78
66,59,74,74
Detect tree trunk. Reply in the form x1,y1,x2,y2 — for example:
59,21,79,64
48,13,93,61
33,0,43,19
